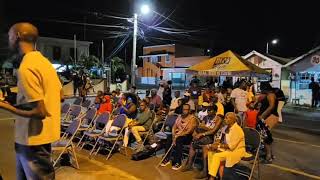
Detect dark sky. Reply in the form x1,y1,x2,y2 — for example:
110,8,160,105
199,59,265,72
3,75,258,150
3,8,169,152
1,0,320,58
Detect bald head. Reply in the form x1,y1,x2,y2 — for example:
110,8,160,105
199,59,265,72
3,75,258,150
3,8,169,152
225,112,237,126
10,22,39,43
8,22,38,51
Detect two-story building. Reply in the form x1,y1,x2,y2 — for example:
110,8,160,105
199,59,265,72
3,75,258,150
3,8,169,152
138,44,209,89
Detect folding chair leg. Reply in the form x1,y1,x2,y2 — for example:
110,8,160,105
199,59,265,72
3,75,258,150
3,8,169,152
257,156,260,180
53,146,68,167
71,144,80,169
94,144,102,156
77,134,86,147
157,144,174,167
142,131,150,145
106,140,118,160
249,152,259,180
89,138,100,156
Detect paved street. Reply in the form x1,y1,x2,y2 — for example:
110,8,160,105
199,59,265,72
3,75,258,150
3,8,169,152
1,109,320,180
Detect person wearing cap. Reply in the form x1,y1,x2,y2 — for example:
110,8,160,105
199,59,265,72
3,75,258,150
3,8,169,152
198,102,210,120
184,92,195,112
0,23,63,179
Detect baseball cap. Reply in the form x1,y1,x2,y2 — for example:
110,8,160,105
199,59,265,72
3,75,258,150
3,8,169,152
184,92,191,96
202,102,210,107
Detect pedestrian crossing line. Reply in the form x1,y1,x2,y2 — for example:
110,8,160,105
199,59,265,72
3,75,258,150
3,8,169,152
267,163,320,179
274,137,320,148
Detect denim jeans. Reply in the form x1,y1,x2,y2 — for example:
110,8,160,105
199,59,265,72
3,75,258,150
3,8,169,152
15,143,55,180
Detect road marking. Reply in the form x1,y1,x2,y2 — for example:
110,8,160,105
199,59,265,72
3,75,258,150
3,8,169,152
267,164,320,179
274,137,320,148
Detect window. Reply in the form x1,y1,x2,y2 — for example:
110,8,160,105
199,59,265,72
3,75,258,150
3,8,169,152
297,72,315,89
150,56,158,63
165,55,170,64
157,56,161,62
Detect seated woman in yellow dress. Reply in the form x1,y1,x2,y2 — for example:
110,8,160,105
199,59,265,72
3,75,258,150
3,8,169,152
206,112,245,180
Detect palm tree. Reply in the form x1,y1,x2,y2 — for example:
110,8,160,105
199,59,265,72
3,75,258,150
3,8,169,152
111,57,126,83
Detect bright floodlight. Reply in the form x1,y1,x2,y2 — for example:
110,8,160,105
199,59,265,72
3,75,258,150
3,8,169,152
141,4,150,15
272,39,278,44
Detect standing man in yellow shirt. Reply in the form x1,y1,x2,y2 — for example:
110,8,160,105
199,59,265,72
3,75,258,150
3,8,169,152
0,22,62,179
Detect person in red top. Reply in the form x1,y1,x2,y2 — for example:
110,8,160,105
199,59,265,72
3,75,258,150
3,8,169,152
244,101,259,128
98,95,113,114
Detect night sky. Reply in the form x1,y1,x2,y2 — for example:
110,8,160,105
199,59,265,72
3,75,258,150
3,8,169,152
1,0,319,59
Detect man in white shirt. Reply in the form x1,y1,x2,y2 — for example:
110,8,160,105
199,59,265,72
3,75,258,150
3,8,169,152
230,80,248,126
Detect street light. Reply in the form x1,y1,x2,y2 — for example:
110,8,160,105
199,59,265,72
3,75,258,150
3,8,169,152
131,4,150,86
140,4,150,15
266,39,278,54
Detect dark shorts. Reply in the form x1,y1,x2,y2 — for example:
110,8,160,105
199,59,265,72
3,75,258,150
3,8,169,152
192,135,214,149
15,143,55,180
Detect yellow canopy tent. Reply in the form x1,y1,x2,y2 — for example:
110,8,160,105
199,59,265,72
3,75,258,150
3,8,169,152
188,50,269,77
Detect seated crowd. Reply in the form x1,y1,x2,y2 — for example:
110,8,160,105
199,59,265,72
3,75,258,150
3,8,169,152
65,78,283,180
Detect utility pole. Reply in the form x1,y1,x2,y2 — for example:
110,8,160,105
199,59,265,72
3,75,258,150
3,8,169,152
131,13,138,86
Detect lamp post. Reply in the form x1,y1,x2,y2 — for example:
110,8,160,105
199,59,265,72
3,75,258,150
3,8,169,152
266,39,278,54
131,4,150,86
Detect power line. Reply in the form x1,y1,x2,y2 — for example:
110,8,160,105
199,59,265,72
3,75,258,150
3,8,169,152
152,6,178,27
37,18,129,30
88,11,130,20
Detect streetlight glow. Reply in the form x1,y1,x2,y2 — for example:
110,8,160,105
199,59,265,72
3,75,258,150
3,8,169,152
272,39,278,44
140,4,150,15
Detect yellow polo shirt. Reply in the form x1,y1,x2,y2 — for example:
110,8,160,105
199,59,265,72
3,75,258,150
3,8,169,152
215,102,224,116
15,51,62,145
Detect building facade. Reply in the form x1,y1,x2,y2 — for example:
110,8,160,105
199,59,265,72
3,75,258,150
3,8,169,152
284,46,320,105
137,44,209,89
37,36,92,64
